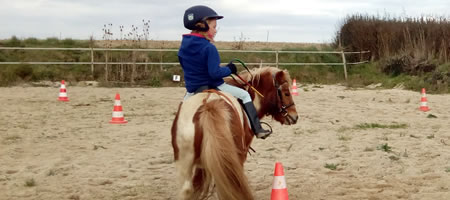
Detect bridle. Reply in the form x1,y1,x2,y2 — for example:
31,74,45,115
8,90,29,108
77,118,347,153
273,78,296,123
228,58,296,123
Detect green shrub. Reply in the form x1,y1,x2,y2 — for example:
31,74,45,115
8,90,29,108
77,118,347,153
61,38,76,47
381,54,437,76
45,37,60,46
14,65,33,80
23,37,41,46
148,77,161,87
31,65,56,81
324,163,339,170
2,36,23,47
377,143,392,152
0,66,18,86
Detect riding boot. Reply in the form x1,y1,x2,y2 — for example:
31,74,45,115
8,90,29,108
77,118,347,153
242,102,272,139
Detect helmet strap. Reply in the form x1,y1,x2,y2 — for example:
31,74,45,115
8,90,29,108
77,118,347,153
194,19,209,32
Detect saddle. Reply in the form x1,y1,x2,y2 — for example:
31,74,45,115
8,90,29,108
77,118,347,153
195,86,243,117
195,87,254,131
193,85,218,94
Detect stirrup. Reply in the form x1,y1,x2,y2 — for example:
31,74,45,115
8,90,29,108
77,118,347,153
255,122,272,139
256,130,272,139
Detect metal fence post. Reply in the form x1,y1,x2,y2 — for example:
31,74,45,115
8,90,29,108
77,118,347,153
275,50,279,68
89,36,95,78
131,51,136,83
90,47,94,77
159,51,163,71
105,50,108,81
341,51,348,80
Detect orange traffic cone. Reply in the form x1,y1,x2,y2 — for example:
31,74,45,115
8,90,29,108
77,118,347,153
271,162,289,200
291,79,298,96
109,93,128,124
419,88,430,112
58,80,69,101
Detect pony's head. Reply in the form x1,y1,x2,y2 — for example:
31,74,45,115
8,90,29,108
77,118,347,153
226,67,299,125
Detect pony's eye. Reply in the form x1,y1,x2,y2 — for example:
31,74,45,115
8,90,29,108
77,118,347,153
285,93,290,96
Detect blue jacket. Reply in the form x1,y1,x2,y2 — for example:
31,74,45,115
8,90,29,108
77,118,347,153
178,33,232,93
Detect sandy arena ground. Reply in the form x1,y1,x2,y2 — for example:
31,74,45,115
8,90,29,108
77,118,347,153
0,84,449,200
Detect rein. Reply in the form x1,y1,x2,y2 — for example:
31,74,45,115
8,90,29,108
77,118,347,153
229,59,264,98
229,58,296,124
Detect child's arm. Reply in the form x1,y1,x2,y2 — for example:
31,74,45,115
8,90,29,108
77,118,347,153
206,45,231,79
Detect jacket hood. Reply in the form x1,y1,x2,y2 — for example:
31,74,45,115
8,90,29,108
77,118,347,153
179,34,210,55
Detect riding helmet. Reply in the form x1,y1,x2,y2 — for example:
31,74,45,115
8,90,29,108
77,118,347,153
183,5,223,31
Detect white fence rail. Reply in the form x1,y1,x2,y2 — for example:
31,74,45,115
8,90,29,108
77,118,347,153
0,47,370,80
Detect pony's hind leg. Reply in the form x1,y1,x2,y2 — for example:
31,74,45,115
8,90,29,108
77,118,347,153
180,180,194,200
175,151,195,199
177,165,194,199
180,167,211,200
177,158,210,199
192,167,212,199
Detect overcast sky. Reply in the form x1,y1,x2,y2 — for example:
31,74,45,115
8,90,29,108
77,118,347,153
1,0,449,43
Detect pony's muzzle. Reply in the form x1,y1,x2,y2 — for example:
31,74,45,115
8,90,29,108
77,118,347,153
285,113,298,125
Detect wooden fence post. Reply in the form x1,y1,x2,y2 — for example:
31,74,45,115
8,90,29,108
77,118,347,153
341,51,348,80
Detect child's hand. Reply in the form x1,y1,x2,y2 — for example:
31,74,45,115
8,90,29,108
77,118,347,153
227,62,237,74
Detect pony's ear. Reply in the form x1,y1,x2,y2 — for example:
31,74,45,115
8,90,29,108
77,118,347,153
274,70,285,84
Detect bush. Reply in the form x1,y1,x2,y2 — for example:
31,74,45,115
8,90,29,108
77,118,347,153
148,77,161,87
24,38,41,46
61,38,76,47
381,54,436,76
2,36,23,47
334,14,450,63
0,66,18,86
14,65,33,80
32,66,56,81
45,37,60,46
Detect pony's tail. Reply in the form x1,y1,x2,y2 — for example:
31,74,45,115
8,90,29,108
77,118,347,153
197,99,254,200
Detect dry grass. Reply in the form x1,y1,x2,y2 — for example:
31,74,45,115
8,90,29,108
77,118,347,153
94,40,328,50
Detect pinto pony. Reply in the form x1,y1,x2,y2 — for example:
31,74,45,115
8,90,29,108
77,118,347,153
171,67,298,200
